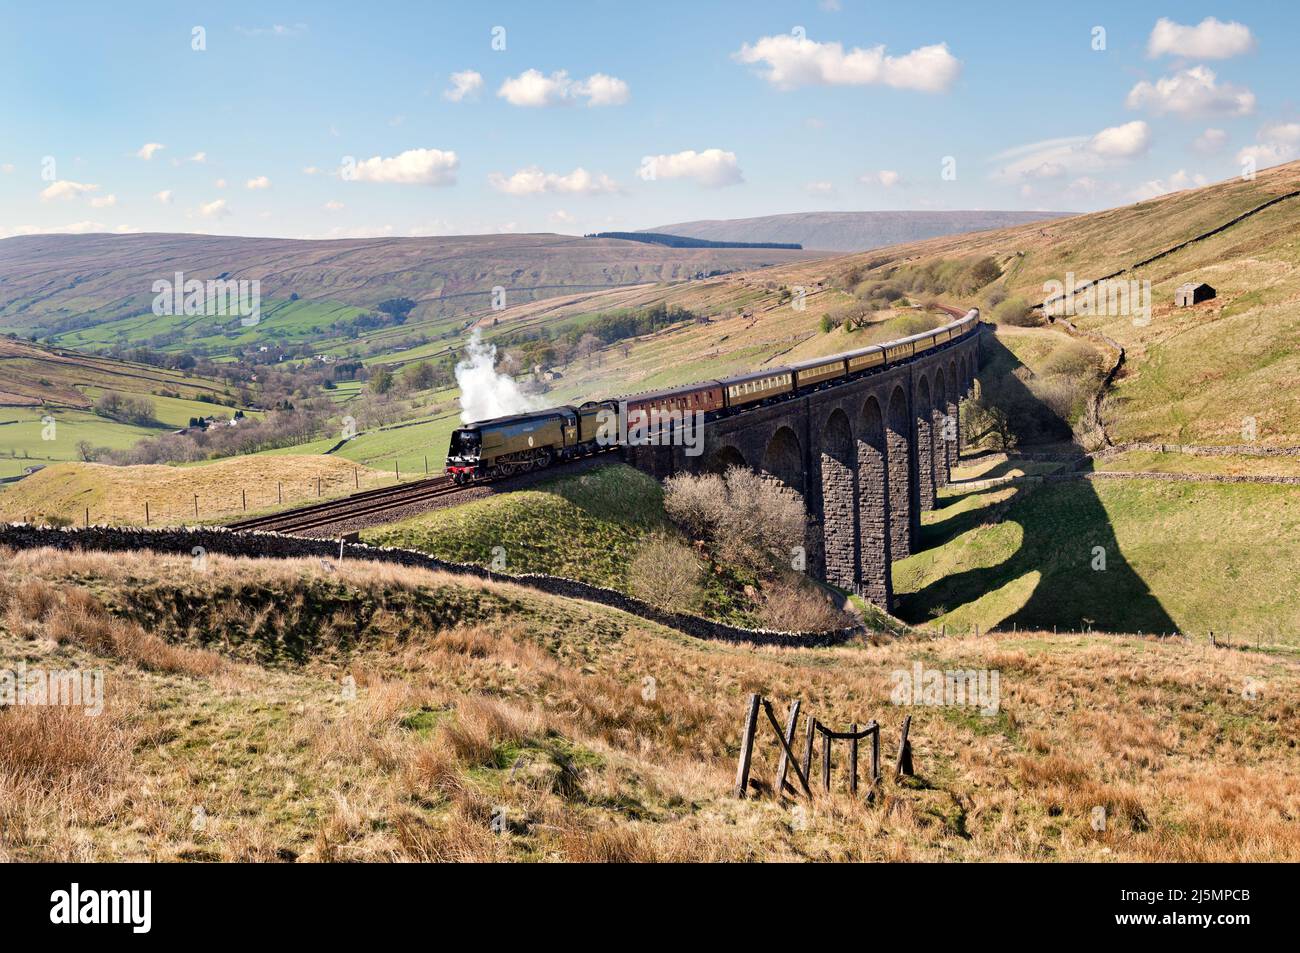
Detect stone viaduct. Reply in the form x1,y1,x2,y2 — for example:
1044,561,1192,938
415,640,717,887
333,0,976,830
624,329,983,612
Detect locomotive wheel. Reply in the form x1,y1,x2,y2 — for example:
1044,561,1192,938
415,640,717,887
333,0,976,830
537,448,553,469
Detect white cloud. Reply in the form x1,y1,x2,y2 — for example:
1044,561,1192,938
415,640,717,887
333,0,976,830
1147,17,1255,59
1088,120,1151,158
1130,169,1208,201
236,23,307,37
348,148,459,185
488,166,620,196
637,149,743,188
497,69,630,107
1,164,14,174
992,122,1150,184
861,170,901,187
1237,123,1300,170
805,180,836,195
1193,128,1229,153
577,73,630,106
1064,177,1108,200
214,178,228,188
155,190,174,204
311,224,397,239
1126,66,1254,118
188,151,207,163
246,176,272,190
733,34,960,93
1260,122,1300,145
40,180,99,201
302,166,321,175
89,194,118,209
324,200,344,211
199,198,231,218
136,142,165,160
443,70,483,102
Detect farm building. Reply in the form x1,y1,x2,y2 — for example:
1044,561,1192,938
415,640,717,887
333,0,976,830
1175,282,1216,307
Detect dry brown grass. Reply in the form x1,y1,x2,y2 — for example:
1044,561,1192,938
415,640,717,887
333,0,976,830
1,571,221,676
1,545,1297,862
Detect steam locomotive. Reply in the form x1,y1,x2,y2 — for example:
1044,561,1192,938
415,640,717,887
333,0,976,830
445,308,979,483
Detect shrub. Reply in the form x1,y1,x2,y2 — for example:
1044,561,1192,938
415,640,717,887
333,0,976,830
627,535,704,613
663,468,805,575
756,574,855,631
992,297,1038,326
970,256,1002,287
662,470,729,540
1041,340,1103,381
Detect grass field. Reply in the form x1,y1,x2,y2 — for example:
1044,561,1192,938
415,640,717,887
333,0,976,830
363,464,667,587
893,456,1300,644
0,455,396,525
2,546,1296,861
363,463,795,628
0,336,254,479
1097,449,1300,478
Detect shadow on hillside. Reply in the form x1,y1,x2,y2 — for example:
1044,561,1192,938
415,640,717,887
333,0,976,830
897,335,1178,635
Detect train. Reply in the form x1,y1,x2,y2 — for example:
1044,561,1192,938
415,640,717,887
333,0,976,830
445,307,979,483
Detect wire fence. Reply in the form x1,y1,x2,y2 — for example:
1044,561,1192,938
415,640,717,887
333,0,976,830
10,455,449,528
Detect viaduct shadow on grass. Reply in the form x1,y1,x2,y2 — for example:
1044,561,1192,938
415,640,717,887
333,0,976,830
898,335,1178,635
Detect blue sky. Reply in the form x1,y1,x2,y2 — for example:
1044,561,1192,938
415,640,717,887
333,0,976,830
1,1,1296,240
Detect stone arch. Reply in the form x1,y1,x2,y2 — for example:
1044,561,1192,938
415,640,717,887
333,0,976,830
885,385,912,559
932,371,949,489
819,408,859,592
915,374,936,514
761,425,804,495
761,424,816,577
705,443,747,475
857,395,891,608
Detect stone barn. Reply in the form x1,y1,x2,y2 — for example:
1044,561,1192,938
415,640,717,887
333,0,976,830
1175,282,1216,307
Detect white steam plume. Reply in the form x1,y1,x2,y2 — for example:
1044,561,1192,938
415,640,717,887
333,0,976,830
454,328,542,423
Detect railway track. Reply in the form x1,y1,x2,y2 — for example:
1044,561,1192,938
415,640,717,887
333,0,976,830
227,475,466,536
227,453,616,538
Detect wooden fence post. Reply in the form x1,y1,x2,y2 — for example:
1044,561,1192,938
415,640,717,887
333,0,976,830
895,715,914,779
763,700,812,797
193,495,198,519
870,722,880,783
241,489,247,511
772,699,801,798
849,723,859,795
821,730,831,793
144,501,150,525
733,693,762,799
801,714,815,788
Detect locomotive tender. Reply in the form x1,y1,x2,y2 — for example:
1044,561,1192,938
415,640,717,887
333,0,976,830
445,308,979,483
